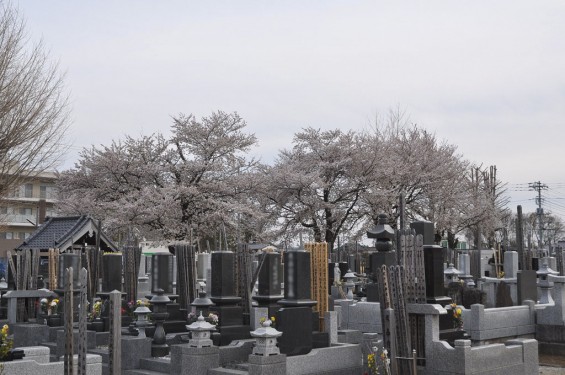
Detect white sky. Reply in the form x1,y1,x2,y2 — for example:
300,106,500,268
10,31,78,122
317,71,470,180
13,0,565,220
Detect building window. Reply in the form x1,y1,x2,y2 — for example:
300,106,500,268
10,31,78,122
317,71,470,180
19,207,32,216
5,232,12,240
24,184,33,198
40,185,47,199
0,207,7,215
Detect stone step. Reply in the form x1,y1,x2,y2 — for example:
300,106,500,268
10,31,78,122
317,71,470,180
232,362,249,371
123,369,170,375
208,367,248,375
39,341,58,360
139,357,171,373
89,347,109,363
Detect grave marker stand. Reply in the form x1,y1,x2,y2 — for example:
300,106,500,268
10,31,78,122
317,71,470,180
64,267,74,375
78,268,88,375
108,290,122,375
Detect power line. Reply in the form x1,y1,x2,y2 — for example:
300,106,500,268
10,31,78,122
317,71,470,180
529,181,548,248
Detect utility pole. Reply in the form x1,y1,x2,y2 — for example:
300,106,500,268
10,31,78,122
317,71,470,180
529,181,548,250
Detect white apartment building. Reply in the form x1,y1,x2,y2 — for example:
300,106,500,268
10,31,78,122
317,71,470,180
0,171,58,257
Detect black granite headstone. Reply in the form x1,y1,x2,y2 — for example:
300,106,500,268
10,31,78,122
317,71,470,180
462,288,486,309
254,252,283,303
279,249,316,307
102,254,122,292
532,258,540,271
517,270,538,304
210,251,241,305
151,253,174,294
410,221,435,246
424,245,451,305
58,253,80,289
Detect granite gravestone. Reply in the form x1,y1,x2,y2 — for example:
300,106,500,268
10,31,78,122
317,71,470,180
151,253,174,294
209,250,250,345
423,245,451,305
276,248,317,356
517,270,537,304
253,251,283,318
102,253,122,292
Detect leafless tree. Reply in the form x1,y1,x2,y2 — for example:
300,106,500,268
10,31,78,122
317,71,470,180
0,2,69,199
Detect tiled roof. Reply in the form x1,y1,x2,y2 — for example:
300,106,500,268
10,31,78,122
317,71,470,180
17,215,118,251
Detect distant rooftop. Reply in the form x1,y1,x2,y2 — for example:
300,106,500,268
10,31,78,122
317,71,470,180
17,215,118,252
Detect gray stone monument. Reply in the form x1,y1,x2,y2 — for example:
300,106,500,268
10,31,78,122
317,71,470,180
504,251,519,279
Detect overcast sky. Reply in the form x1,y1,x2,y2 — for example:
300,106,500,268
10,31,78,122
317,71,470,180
13,1,565,220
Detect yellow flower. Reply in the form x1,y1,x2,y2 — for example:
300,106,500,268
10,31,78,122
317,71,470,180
270,316,276,322
1,324,8,335
456,308,462,316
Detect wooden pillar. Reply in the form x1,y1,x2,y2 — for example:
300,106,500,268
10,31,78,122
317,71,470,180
109,290,122,375
64,267,74,375
78,268,88,375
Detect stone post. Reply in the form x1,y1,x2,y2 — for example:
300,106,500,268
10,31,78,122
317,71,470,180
109,290,122,375
78,268,88,375
64,267,74,375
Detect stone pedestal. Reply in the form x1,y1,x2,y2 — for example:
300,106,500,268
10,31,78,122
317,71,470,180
122,336,151,370
170,345,220,375
248,353,286,375
276,307,314,356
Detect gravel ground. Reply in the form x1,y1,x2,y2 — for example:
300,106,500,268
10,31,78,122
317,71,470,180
540,366,565,375
540,354,565,374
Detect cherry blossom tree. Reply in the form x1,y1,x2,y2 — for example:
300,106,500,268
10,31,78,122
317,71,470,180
57,111,259,243
260,127,379,251
0,3,69,199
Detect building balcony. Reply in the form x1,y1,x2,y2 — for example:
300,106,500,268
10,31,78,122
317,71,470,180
4,193,57,203
1,214,37,226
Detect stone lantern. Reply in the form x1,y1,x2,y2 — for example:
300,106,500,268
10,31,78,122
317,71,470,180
366,214,397,283
191,285,215,318
150,289,171,357
186,312,216,348
367,213,395,252
343,270,356,300
537,262,559,304
444,264,462,287
134,303,152,338
250,318,283,356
